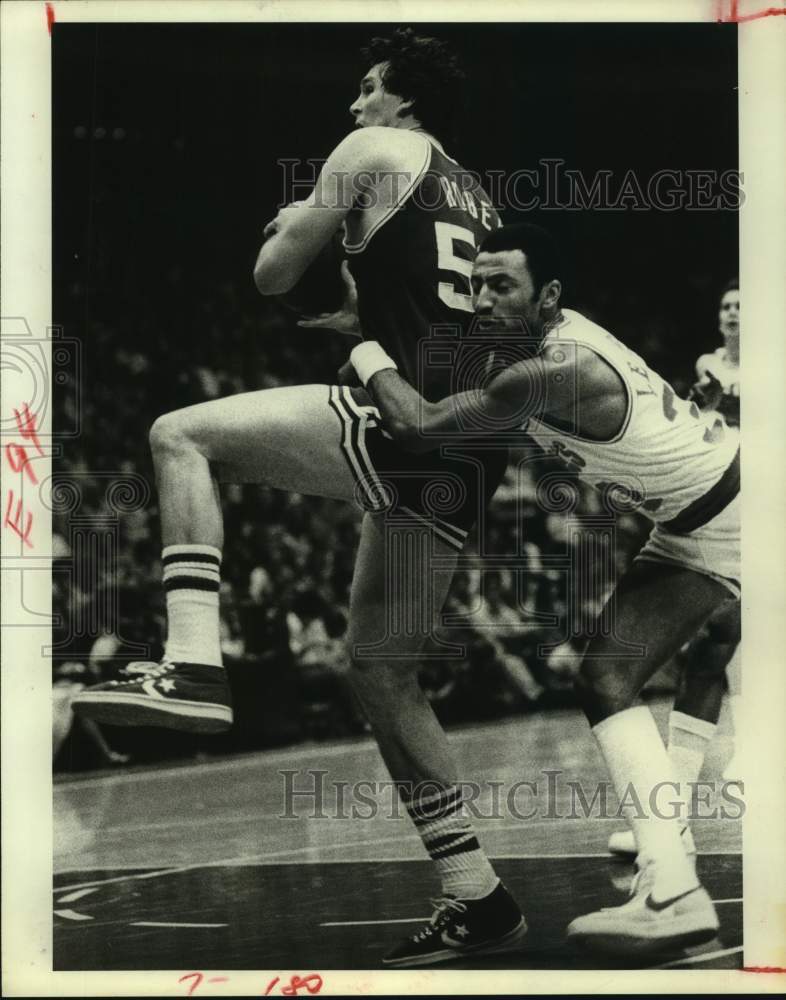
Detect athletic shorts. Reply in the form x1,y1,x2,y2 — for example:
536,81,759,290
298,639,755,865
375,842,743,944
635,491,740,599
328,385,508,552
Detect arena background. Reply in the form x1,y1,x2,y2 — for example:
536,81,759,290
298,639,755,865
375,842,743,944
51,21,739,771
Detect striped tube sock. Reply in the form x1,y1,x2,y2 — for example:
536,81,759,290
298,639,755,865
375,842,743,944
162,544,223,667
404,784,499,900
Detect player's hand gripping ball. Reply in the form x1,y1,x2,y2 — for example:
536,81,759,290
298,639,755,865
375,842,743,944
297,259,360,337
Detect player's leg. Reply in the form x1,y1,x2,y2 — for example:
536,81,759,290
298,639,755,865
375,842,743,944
152,384,358,548
567,560,734,954
607,599,741,858
73,385,357,732
722,633,743,779
672,597,742,776
347,512,525,966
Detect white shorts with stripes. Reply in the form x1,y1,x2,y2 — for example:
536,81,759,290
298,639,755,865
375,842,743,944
635,492,740,598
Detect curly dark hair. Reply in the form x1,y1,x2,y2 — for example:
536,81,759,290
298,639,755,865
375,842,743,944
360,28,466,141
480,224,562,298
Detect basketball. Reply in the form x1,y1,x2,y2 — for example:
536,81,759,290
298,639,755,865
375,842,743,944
277,230,347,319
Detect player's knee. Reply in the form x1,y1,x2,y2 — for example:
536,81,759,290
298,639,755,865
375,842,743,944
574,665,636,723
706,605,741,645
347,651,419,692
149,411,193,458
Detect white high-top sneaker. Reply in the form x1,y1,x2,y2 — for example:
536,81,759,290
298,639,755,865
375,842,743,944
607,824,696,858
567,856,719,956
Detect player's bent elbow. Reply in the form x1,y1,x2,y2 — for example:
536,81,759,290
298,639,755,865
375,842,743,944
253,261,292,297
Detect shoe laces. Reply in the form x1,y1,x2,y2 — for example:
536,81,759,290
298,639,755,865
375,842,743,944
410,897,467,943
629,854,658,898
122,661,175,680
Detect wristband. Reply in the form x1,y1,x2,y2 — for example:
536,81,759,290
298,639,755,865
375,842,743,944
350,341,398,387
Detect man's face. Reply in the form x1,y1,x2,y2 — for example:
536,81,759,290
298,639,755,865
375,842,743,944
471,249,542,331
718,288,740,341
349,63,409,128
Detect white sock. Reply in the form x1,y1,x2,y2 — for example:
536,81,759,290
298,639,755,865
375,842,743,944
668,710,716,823
162,544,223,668
593,706,699,900
404,785,499,900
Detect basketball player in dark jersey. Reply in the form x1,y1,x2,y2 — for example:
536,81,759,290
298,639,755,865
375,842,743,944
73,30,525,966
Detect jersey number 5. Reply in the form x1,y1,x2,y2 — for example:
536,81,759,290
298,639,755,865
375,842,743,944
435,221,476,313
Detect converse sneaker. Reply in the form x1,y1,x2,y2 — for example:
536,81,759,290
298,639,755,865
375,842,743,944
382,881,527,967
71,661,233,733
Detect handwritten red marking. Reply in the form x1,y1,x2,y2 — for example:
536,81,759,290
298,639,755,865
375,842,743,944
281,974,323,996
179,972,324,996
13,404,44,456
178,972,203,996
5,492,34,548
716,0,786,21
5,444,39,485
743,966,786,973
46,2,55,34
4,406,43,485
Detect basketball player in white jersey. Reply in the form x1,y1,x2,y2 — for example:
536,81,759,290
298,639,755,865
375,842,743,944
74,31,527,966
352,223,739,955
607,279,742,858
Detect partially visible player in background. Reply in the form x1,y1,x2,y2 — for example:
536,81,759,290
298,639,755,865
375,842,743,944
53,661,130,766
74,29,527,966
608,278,742,859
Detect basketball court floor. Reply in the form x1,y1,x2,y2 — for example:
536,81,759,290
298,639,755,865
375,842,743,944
54,699,742,972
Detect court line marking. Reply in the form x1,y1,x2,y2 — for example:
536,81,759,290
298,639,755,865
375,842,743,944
53,739,382,791
654,945,743,969
54,849,741,893
54,909,93,921
54,817,741,869
50,711,634,792
57,887,99,903
321,917,428,927
130,921,228,928
56,802,746,840
322,900,743,928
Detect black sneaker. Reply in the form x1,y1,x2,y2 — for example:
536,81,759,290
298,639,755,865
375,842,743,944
71,661,233,734
382,881,527,968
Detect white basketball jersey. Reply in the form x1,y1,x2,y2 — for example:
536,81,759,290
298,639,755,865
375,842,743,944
523,309,739,524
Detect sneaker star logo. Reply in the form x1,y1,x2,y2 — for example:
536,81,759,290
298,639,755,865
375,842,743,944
158,679,176,692
454,924,469,938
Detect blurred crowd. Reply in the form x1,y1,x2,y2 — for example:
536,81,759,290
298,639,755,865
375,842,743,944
53,277,683,772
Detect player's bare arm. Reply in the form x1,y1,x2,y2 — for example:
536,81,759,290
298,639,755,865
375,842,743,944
253,127,417,296
356,341,627,453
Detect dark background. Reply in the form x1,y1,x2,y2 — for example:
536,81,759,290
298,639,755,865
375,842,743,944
53,21,738,361
51,22,739,769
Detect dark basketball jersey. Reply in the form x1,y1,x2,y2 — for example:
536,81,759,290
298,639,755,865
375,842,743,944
344,140,501,401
